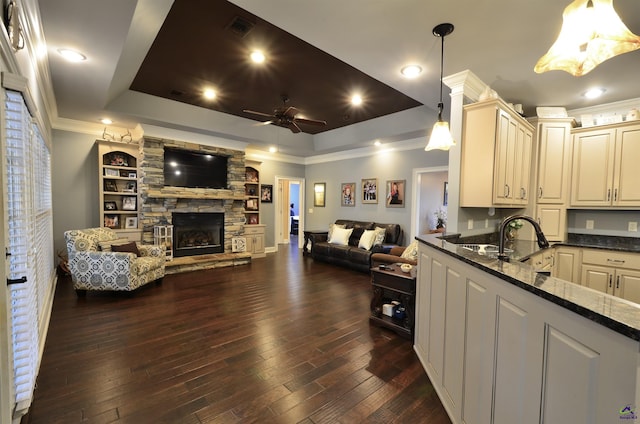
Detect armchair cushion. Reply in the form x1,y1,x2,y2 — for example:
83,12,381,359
112,241,141,257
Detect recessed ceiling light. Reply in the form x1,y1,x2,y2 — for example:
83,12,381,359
401,65,422,78
584,88,605,99
203,88,216,100
268,146,277,153
374,140,381,146
250,50,265,63
351,94,363,106
57,48,86,62
100,118,112,125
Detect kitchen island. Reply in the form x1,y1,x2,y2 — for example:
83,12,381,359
415,233,640,424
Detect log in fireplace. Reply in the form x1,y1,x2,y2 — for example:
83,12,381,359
172,212,224,257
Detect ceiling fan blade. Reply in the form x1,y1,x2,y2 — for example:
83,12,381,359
243,109,274,119
294,117,327,126
252,120,273,127
288,121,302,133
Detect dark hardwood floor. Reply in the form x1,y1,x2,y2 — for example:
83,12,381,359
23,244,450,423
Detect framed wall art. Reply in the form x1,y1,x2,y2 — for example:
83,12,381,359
341,182,355,207
361,178,378,204
125,217,138,229
385,180,406,208
314,182,326,207
260,184,273,203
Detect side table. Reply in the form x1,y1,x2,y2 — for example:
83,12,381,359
369,264,416,340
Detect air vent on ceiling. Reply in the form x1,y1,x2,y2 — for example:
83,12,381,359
227,15,255,38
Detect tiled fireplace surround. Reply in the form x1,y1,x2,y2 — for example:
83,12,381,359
138,136,251,273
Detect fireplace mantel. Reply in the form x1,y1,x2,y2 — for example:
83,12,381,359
145,188,245,200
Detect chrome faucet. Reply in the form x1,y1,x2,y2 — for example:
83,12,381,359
498,214,550,261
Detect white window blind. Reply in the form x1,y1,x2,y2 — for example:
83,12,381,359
5,89,54,415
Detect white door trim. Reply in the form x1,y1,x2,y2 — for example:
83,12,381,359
411,166,448,241
274,176,305,250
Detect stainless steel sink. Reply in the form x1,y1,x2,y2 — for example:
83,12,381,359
459,244,513,255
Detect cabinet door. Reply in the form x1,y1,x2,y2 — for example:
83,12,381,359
493,110,517,204
513,124,532,205
536,205,565,242
552,247,580,283
253,234,265,254
615,269,640,304
580,264,612,294
537,121,572,204
570,129,616,206
613,123,640,207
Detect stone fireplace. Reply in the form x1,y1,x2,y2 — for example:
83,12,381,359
137,136,248,269
172,212,224,257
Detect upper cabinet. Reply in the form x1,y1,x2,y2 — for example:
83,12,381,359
460,99,534,207
571,122,640,207
97,139,141,240
536,119,574,204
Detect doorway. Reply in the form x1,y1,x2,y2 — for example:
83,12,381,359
411,166,448,240
275,176,304,250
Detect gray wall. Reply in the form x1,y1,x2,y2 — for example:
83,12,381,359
52,130,100,256
568,209,640,238
304,147,449,244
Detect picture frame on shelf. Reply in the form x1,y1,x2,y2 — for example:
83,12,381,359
104,168,119,177
122,196,137,211
248,215,258,225
260,184,272,203
107,152,128,167
128,172,137,178
385,180,406,208
246,199,258,210
314,182,326,207
122,181,136,193
341,182,355,207
104,201,117,211
361,178,378,204
104,214,119,228
125,217,138,229
104,180,118,192
246,169,258,182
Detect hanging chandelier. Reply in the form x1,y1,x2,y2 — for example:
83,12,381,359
534,0,640,77
425,23,455,152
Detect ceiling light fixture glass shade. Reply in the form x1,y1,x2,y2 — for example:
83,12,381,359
425,23,455,152
534,0,640,77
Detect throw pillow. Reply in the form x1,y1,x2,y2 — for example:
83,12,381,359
328,223,346,240
111,241,141,257
373,227,387,245
98,238,132,252
358,230,376,250
328,227,353,246
400,239,419,262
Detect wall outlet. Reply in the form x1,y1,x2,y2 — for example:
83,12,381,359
308,208,313,214
629,222,638,232
467,219,474,230
585,219,594,230
485,218,489,228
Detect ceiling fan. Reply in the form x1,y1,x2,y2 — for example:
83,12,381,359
243,95,327,133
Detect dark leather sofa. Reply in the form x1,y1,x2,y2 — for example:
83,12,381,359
310,219,403,273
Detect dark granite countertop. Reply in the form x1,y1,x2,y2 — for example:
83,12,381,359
416,232,640,341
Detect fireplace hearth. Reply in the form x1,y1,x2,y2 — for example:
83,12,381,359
172,212,224,257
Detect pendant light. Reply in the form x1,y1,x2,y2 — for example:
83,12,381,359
534,0,640,77
425,23,455,152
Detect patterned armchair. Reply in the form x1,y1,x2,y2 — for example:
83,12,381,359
64,227,165,296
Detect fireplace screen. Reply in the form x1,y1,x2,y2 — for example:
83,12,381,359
172,212,224,257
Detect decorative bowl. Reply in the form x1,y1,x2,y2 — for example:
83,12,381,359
400,263,413,273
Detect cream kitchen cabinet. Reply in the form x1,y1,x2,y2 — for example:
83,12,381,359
552,246,581,284
535,119,574,204
536,205,566,242
571,122,640,207
580,249,640,303
460,98,534,207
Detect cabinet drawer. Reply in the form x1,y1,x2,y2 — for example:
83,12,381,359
244,226,264,235
581,249,640,270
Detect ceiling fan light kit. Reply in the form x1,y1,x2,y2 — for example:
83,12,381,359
425,23,456,152
534,0,640,77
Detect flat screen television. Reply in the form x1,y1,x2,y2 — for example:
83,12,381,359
163,147,228,189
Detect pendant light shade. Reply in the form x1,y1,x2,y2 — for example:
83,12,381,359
534,0,640,77
425,23,455,152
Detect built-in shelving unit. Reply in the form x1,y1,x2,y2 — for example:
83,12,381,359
97,139,141,241
245,165,260,225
